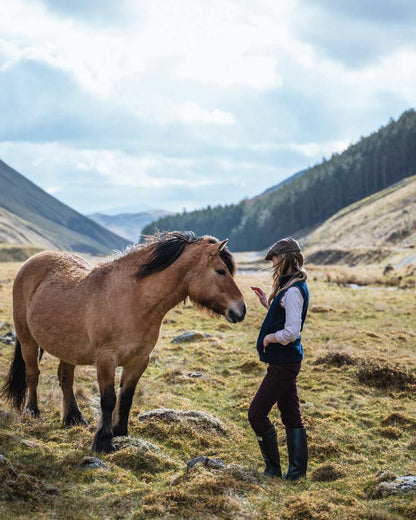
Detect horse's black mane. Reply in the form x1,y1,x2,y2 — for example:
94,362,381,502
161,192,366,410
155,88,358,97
136,231,235,279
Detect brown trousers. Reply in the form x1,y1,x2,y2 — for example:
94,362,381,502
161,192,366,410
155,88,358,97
248,362,304,435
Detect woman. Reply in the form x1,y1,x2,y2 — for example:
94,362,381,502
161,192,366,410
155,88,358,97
249,237,309,480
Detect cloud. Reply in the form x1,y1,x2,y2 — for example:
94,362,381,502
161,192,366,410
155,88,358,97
301,0,416,25
250,140,350,158
45,186,61,194
1,0,416,215
28,0,132,25
295,0,416,68
0,141,299,213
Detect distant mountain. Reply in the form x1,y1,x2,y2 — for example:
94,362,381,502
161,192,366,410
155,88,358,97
88,210,172,243
143,109,416,251
0,159,129,254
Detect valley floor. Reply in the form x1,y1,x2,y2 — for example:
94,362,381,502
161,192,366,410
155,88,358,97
0,262,415,519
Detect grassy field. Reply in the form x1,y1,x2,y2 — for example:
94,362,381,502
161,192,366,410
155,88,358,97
0,260,415,520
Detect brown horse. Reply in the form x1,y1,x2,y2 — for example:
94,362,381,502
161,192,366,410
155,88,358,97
1,231,246,452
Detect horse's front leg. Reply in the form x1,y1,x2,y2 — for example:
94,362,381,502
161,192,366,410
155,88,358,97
112,356,150,437
92,356,117,453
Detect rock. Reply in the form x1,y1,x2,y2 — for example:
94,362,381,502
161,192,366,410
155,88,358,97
370,475,416,498
163,370,205,382
0,331,15,346
187,456,225,471
80,456,109,471
112,436,161,453
186,372,203,378
171,331,213,344
138,408,227,434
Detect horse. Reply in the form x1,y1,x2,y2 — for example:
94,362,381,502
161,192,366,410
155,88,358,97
1,231,246,452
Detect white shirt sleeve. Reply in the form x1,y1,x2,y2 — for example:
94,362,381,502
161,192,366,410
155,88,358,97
274,287,304,345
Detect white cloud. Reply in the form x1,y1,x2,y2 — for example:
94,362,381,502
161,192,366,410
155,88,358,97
250,140,351,158
1,0,416,214
148,100,236,126
0,0,288,107
45,186,60,194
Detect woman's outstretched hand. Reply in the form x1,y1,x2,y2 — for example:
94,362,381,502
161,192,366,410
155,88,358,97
250,286,269,309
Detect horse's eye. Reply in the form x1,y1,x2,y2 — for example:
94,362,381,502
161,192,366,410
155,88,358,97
216,269,226,276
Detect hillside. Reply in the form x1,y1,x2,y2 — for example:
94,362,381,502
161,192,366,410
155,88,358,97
305,175,416,266
0,159,129,254
143,109,416,251
88,210,171,242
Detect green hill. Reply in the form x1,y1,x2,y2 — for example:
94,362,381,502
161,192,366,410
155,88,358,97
143,109,416,251
0,159,129,254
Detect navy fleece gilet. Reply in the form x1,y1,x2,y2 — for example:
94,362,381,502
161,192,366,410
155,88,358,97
256,280,309,364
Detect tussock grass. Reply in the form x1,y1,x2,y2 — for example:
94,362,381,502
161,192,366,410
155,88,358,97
314,351,357,367
356,361,416,391
310,463,346,482
0,263,415,519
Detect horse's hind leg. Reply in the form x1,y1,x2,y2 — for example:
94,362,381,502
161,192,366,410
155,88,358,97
20,335,41,417
113,356,149,437
58,361,87,426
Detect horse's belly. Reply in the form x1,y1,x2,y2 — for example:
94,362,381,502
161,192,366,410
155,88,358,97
42,341,95,365
32,329,95,365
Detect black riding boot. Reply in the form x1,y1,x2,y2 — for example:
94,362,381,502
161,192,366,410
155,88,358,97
257,426,282,478
284,427,308,480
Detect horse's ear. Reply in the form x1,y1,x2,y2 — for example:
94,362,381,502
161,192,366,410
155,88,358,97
216,239,229,252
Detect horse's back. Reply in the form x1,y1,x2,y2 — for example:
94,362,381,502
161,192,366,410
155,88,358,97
14,251,92,297
13,250,92,325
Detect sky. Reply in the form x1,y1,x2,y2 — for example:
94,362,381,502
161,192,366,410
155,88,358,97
1,0,416,215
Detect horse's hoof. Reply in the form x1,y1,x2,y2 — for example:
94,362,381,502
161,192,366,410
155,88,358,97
92,436,116,454
112,426,128,438
63,413,88,427
24,407,41,419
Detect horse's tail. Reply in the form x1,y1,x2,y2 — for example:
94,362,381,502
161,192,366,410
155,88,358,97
0,337,27,410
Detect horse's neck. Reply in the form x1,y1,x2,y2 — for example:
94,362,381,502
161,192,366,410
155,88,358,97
147,270,189,318
124,251,191,318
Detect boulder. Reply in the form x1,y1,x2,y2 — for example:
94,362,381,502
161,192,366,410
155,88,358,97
80,456,109,471
0,331,15,346
370,474,416,498
187,456,225,471
171,331,213,344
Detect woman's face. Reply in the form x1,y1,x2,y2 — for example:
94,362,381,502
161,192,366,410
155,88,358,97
271,255,279,268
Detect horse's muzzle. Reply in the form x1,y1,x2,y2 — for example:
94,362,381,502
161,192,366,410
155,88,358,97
225,301,247,323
